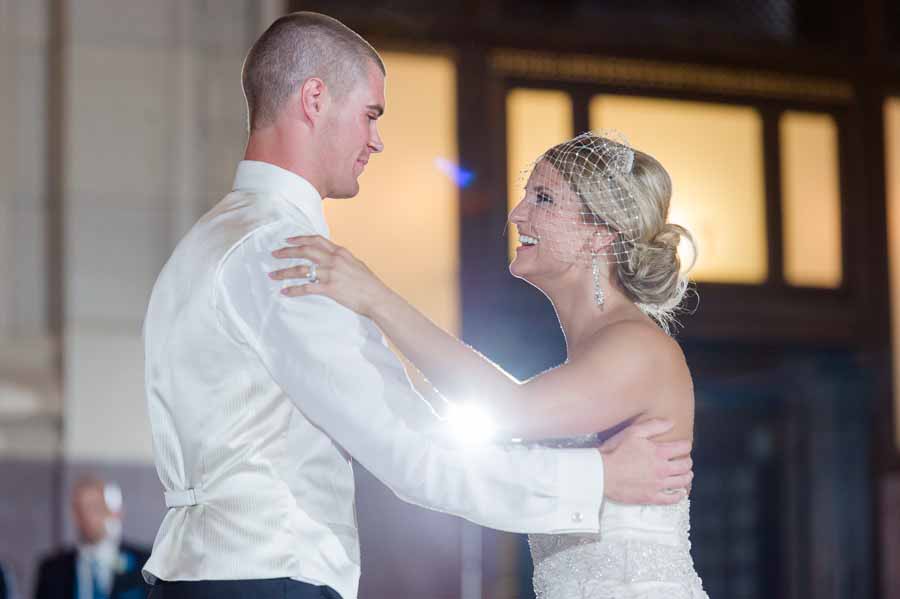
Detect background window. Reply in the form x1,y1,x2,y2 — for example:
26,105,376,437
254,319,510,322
591,96,768,284
506,89,574,260
324,52,460,334
780,111,843,288
885,98,900,450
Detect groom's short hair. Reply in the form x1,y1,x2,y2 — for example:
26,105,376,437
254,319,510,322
242,12,385,131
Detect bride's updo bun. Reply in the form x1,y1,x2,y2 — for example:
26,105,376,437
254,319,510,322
583,144,696,331
618,222,693,321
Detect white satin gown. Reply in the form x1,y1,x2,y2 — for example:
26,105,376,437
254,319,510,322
526,435,708,598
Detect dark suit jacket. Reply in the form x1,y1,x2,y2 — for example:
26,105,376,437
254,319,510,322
0,561,10,599
34,543,150,599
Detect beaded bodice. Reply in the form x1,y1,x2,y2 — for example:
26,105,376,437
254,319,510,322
529,498,708,598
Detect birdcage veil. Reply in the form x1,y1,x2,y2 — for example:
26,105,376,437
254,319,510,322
513,130,640,266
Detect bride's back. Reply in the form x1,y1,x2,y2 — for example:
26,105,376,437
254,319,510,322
628,323,694,444
529,316,704,598
577,315,695,445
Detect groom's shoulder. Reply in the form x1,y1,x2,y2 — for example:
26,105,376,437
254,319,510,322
190,190,312,256
203,189,290,232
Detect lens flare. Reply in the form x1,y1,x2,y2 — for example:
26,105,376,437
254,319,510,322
446,402,495,446
435,157,476,189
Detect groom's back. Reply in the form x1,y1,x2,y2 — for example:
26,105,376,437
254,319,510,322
143,191,285,473
141,190,359,591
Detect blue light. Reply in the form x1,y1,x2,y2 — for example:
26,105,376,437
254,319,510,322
435,157,476,189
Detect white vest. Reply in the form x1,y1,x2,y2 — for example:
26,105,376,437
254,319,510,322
142,161,604,599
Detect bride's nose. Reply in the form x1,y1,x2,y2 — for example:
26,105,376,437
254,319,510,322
509,199,531,224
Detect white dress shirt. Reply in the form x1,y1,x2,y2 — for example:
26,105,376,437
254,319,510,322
142,160,605,599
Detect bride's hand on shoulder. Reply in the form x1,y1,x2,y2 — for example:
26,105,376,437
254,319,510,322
269,235,391,317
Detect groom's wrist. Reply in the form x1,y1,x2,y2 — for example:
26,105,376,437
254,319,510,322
553,449,604,531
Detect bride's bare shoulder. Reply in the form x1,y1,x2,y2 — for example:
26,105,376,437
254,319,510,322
591,318,685,361
577,318,690,391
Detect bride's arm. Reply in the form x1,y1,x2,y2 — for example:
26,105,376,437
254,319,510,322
270,236,665,440
371,285,524,405
369,287,663,440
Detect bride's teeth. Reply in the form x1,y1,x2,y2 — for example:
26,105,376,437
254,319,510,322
520,234,538,246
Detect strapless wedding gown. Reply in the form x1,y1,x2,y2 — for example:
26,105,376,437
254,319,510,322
529,498,707,598
525,433,708,598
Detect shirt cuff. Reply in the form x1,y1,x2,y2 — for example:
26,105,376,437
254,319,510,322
552,448,605,532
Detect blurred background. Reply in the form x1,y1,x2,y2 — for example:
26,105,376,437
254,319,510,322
1,0,899,597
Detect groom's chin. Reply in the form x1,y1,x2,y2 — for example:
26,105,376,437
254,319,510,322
329,181,361,200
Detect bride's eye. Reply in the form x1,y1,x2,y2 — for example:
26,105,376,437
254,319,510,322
536,190,554,204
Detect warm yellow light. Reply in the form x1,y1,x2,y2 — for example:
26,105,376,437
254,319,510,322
780,112,842,288
324,52,459,334
506,89,574,261
591,96,768,284
885,98,900,451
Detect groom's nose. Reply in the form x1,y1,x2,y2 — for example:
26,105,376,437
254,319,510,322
369,128,384,153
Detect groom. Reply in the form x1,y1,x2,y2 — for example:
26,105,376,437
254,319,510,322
141,12,693,599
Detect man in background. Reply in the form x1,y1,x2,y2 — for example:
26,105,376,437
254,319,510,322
33,477,149,599
0,559,14,599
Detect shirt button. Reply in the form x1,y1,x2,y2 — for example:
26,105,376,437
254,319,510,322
571,511,583,523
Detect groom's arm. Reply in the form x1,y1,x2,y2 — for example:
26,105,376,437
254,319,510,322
215,219,605,534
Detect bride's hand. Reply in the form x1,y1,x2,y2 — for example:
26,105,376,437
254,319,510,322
269,235,390,318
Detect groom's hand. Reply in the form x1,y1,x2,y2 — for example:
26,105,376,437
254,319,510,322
599,418,693,505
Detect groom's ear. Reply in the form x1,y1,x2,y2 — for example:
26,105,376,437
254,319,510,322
298,77,328,125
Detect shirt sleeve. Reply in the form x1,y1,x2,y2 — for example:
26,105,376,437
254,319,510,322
215,218,605,534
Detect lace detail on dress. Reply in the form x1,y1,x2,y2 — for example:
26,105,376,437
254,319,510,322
529,499,708,599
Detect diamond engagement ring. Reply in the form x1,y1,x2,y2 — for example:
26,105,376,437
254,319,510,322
306,262,319,284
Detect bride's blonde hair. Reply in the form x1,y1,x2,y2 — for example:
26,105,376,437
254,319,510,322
542,135,696,333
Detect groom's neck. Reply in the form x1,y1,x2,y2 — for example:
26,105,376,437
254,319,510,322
244,125,326,198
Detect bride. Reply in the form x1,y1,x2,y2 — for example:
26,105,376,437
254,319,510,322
269,132,708,598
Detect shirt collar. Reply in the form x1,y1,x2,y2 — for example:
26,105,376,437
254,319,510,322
232,160,329,236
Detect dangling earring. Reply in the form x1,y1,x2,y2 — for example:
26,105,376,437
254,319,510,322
591,251,605,308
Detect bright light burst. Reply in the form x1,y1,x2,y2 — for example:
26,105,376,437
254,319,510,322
446,402,496,446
